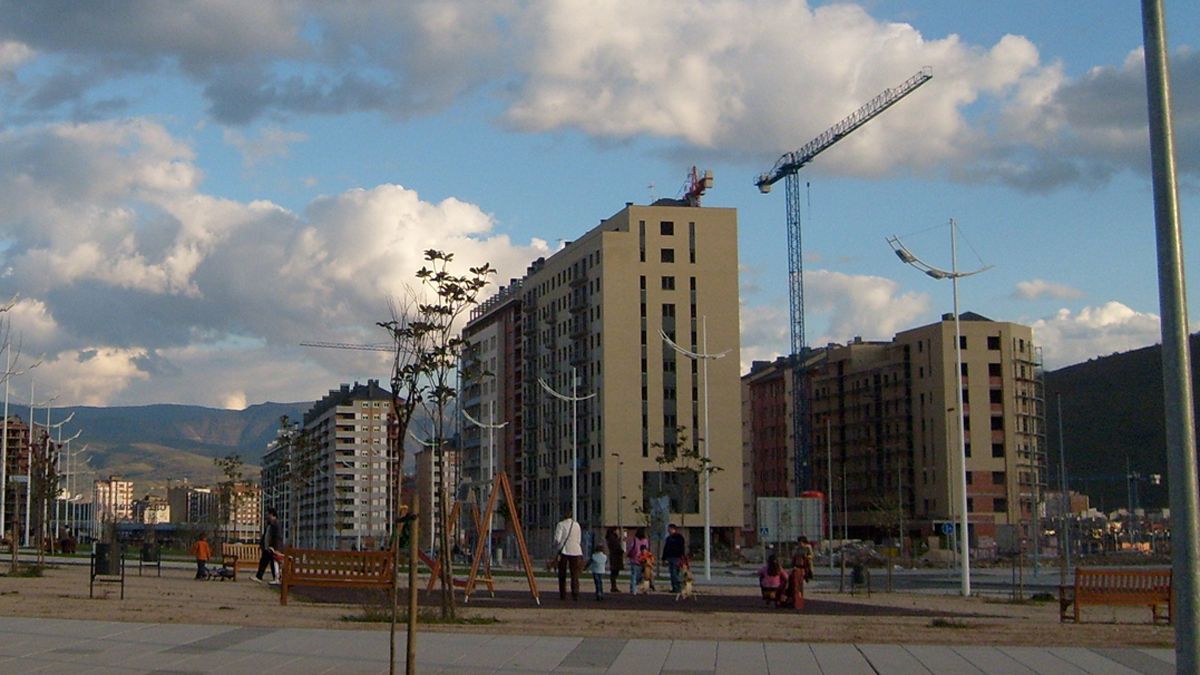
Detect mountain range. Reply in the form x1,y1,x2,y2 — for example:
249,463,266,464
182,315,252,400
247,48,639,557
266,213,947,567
24,401,309,497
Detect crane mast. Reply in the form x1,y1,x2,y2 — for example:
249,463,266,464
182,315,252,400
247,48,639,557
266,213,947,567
755,67,932,492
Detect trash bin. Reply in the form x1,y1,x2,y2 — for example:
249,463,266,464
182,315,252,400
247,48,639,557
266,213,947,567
94,542,122,576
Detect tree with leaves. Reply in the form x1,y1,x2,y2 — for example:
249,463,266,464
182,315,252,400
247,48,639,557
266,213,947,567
378,249,494,669
650,426,723,529
214,453,244,542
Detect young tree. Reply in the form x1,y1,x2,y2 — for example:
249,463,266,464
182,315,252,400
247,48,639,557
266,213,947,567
29,429,60,566
651,426,723,529
213,453,244,542
378,249,493,654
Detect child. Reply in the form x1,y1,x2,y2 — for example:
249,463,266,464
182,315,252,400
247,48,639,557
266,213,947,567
637,545,656,593
587,544,608,601
777,552,805,609
190,532,211,580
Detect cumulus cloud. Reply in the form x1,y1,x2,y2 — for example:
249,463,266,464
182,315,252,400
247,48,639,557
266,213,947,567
805,270,931,345
0,118,549,406
738,302,790,374
1029,301,1162,368
1013,278,1085,300
737,270,931,372
0,2,1192,189
0,40,33,77
33,347,151,406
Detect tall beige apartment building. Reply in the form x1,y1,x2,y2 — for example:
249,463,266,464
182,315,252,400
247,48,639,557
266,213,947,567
464,200,744,555
263,380,394,550
806,313,1045,547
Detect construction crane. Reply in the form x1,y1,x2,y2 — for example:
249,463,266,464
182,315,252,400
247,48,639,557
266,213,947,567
754,66,932,490
299,341,392,352
682,166,713,206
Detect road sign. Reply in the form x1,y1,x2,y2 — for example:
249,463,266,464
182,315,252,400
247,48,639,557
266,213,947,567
941,522,955,536
756,496,823,543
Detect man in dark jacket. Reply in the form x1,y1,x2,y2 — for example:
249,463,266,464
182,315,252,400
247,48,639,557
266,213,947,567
662,523,687,593
255,508,283,584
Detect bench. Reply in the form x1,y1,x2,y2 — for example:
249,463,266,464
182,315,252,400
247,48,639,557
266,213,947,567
221,542,260,580
280,548,394,605
1059,567,1172,625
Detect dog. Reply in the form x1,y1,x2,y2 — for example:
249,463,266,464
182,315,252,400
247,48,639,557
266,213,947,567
675,567,696,601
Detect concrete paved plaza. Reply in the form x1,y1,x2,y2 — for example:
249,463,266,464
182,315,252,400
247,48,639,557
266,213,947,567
0,616,1176,674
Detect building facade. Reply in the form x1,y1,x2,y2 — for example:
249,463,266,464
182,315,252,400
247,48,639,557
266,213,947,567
464,200,744,555
262,380,394,550
414,444,461,553
166,483,219,526
1,415,32,542
744,313,1045,553
93,476,135,533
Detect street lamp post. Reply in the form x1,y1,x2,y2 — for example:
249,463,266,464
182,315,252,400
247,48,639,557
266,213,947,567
888,221,991,597
53,428,81,540
660,317,729,581
538,367,595,527
611,453,623,536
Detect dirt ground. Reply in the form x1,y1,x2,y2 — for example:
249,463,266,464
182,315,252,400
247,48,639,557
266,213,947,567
0,562,1174,648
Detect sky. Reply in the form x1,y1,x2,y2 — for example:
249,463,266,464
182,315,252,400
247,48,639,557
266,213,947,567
0,0,1197,410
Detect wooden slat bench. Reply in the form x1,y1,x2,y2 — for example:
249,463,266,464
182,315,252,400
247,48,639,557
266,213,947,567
221,543,260,580
1059,567,1172,625
280,548,394,605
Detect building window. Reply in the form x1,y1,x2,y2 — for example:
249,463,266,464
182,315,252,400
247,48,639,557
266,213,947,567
661,276,675,290
959,336,967,349
660,221,674,236
966,497,975,513
989,362,1002,378
992,471,1006,485
994,498,1007,513
987,336,1001,350
965,471,973,485
990,416,1003,430
992,443,1004,458
989,389,1002,404
661,248,675,263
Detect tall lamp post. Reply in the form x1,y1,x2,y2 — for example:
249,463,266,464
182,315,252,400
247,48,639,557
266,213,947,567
463,403,508,567
888,220,991,597
660,317,730,581
1,355,39,543
611,453,623,536
53,428,82,540
538,367,595,527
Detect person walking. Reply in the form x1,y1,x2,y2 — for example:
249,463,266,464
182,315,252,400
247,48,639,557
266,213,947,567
254,508,283,585
662,523,687,594
587,544,608,601
626,527,649,593
553,508,583,601
604,527,624,593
